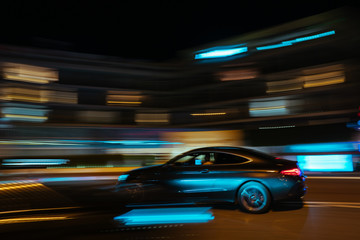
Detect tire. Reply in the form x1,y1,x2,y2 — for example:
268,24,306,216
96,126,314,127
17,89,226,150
238,182,271,214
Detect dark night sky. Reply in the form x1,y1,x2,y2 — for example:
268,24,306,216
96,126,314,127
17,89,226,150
0,1,356,61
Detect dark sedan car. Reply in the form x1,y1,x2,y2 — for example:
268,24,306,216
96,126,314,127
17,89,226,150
116,146,307,213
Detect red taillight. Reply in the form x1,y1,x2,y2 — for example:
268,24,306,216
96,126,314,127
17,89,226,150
280,168,301,176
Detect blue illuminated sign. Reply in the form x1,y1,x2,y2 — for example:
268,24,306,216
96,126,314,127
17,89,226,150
297,154,353,172
195,45,248,59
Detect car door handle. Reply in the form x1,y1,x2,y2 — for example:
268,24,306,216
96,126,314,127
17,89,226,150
200,169,209,173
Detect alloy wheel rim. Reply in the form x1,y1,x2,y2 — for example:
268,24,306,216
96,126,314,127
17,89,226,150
241,187,265,210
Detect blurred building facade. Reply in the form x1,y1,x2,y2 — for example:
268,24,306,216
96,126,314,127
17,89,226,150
0,8,359,162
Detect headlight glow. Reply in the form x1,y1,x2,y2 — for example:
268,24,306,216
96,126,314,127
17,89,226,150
118,174,129,181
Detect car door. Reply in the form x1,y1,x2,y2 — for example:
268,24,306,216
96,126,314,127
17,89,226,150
208,151,254,202
161,152,218,202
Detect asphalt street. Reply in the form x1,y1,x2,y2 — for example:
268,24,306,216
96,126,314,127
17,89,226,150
1,173,360,240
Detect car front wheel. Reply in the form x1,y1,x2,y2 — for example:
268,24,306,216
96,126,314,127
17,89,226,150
238,182,271,214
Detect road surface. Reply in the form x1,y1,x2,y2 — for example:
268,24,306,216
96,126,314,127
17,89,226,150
1,172,360,239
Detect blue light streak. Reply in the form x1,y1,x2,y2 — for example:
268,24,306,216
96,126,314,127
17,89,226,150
104,140,183,145
297,155,353,172
195,45,247,59
118,174,129,181
285,142,357,153
284,30,336,44
257,30,335,51
38,176,116,182
256,42,292,51
2,159,69,166
114,207,214,226
249,100,289,117
249,107,288,117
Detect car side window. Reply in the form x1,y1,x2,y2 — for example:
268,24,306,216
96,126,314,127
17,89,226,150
213,152,250,165
173,153,207,166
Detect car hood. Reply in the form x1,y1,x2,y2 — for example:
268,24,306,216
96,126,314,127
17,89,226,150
129,164,164,175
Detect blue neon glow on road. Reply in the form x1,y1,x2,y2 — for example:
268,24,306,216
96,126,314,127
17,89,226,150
257,30,335,51
114,207,214,226
195,46,247,59
297,154,353,172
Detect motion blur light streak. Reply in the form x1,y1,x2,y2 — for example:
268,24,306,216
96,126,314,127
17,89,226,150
256,42,292,51
256,30,336,51
0,206,80,215
285,142,358,153
2,159,69,166
258,125,295,129
135,113,169,124
195,45,247,59
0,87,48,103
0,182,43,191
0,104,49,122
218,68,258,81
0,87,78,104
297,154,353,172
249,105,286,111
2,106,48,116
104,140,182,145
2,62,58,84
3,114,48,122
107,101,142,104
249,105,288,117
118,174,129,181
283,30,336,44
191,112,227,116
266,78,303,93
107,91,142,106
114,207,214,226
38,176,117,183
303,76,345,88
0,216,71,224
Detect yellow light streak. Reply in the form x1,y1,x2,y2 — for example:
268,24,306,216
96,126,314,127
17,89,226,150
0,206,80,215
0,216,71,224
249,106,286,111
0,95,48,103
266,86,302,93
3,73,52,84
302,71,344,81
303,76,345,88
191,112,227,116
107,101,142,105
0,183,43,191
3,114,48,121
135,119,169,123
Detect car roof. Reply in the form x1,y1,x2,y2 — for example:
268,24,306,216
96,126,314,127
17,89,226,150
183,146,276,160
187,146,257,152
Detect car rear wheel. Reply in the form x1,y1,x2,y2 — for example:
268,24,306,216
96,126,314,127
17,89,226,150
238,182,271,214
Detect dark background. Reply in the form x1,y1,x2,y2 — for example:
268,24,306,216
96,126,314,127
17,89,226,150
0,1,356,60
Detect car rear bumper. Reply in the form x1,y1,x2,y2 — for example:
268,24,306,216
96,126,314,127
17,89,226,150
287,180,307,199
271,176,307,201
